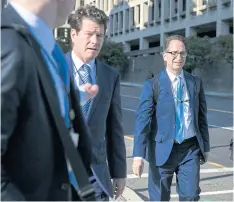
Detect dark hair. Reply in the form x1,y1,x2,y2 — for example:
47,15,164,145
164,35,188,52
67,5,109,33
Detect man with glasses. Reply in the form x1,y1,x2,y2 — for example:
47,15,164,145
132,35,210,201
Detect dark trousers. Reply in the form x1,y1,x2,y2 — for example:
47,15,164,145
148,137,201,201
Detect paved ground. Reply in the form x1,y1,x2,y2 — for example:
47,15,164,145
120,84,233,201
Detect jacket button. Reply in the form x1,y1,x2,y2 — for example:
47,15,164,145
60,183,70,191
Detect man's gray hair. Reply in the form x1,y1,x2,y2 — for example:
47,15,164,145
164,35,188,52
67,5,109,32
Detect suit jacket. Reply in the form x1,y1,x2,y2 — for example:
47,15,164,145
133,69,210,166
1,6,92,201
65,52,127,197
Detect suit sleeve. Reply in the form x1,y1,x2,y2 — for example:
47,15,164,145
106,74,127,179
133,79,155,158
198,79,210,152
1,29,27,200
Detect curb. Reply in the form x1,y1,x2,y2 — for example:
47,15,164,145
121,186,143,201
120,82,233,99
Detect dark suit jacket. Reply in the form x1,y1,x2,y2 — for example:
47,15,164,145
133,69,210,166
65,52,127,197
1,6,92,201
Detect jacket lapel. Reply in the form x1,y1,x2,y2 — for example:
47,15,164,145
87,60,103,122
183,71,195,110
160,69,174,100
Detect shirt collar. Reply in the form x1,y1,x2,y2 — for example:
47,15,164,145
10,1,55,54
166,69,184,82
71,51,95,72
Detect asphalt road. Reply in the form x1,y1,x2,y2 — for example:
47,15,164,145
120,84,233,201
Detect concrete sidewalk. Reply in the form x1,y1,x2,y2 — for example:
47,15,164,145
121,82,233,99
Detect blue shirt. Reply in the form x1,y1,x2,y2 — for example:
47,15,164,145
11,2,69,124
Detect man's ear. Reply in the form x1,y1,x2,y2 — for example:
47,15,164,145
70,29,77,43
162,52,167,65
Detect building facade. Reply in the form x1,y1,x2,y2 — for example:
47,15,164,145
86,0,233,51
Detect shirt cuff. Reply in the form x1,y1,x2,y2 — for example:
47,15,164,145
78,85,89,106
134,157,143,160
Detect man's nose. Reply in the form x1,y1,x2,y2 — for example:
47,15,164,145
90,34,98,44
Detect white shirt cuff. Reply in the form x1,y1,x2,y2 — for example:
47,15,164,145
134,157,143,160
78,86,89,106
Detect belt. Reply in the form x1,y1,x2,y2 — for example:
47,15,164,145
174,136,197,144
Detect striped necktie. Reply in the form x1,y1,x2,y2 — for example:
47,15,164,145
81,64,92,116
175,76,185,144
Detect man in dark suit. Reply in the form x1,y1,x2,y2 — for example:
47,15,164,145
132,35,210,201
1,0,98,200
65,5,127,200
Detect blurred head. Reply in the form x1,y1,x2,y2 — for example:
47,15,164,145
10,0,76,28
55,0,75,27
162,35,188,75
68,5,108,63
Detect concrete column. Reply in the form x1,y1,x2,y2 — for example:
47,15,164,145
75,0,80,9
196,0,203,15
109,0,113,11
186,0,190,18
140,37,149,50
129,7,134,29
163,0,170,21
160,32,169,49
113,14,117,34
123,42,131,52
178,0,183,13
170,0,176,17
95,0,99,8
154,0,160,21
216,20,230,36
103,0,107,11
135,5,140,26
185,27,197,37
100,0,104,10
123,9,129,33
118,12,121,33
108,15,113,37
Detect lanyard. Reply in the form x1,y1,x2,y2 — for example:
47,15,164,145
171,81,189,103
72,61,88,85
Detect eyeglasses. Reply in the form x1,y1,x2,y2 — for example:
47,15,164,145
166,51,187,58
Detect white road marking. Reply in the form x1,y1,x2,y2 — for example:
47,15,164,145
209,124,234,131
122,108,234,131
121,94,233,114
170,190,234,198
127,167,234,179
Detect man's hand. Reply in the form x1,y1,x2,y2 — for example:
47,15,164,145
80,83,99,99
112,178,126,200
200,152,209,165
132,158,144,178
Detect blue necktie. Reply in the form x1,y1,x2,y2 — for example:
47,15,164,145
81,64,92,116
52,43,70,127
175,76,184,144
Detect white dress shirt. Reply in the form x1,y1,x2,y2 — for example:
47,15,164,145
71,51,96,108
134,69,195,160
166,69,195,140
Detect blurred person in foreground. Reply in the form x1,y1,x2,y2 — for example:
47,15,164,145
1,0,99,200
65,5,127,201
